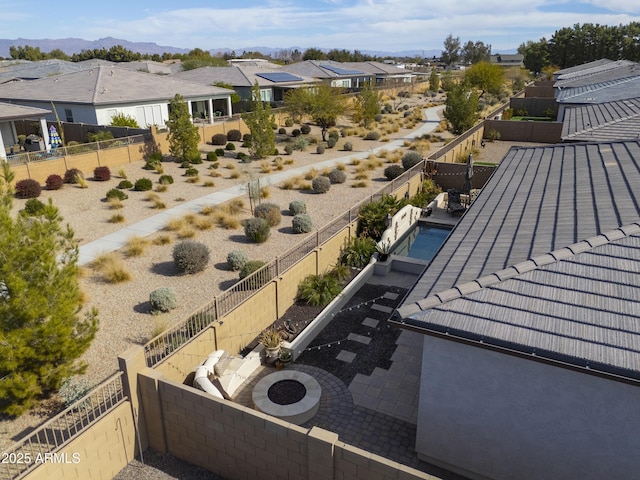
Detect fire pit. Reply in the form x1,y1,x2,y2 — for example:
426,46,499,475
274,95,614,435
252,370,321,425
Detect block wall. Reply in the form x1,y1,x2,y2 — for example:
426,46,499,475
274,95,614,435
155,328,218,382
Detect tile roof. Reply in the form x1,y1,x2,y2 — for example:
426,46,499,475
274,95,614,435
0,66,233,105
554,59,616,76
0,101,50,121
556,76,640,103
174,65,318,88
562,98,640,141
396,140,640,379
281,60,372,79
554,61,640,88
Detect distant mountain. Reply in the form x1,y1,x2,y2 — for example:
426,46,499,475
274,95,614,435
0,37,443,60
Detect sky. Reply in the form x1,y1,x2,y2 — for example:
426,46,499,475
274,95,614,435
3,0,640,54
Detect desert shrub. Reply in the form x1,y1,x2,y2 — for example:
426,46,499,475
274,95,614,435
58,377,92,409
328,130,340,141
187,151,203,164
293,138,308,151
384,164,405,180
227,129,242,142
329,169,347,184
338,142,352,155
300,124,311,134
63,168,83,184
215,148,225,156
106,188,128,201
93,166,111,181
21,198,46,216
239,260,268,282
278,127,287,135
297,272,342,307
184,167,199,177
284,118,294,127
340,236,376,268
45,174,63,190
291,128,301,137
158,175,174,185
134,178,153,191
244,217,271,243
316,145,325,154
312,176,331,194
149,151,163,163
237,152,250,162
143,158,160,170
227,250,249,271
292,213,313,233
15,179,42,199
325,138,335,149
486,129,501,142
374,113,383,122
117,180,133,189
225,142,235,151
206,151,218,162
364,131,380,140
284,145,293,155
254,202,281,227
401,151,423,170
289,200,306,215
180,161,191,169
242,133,252,145
212,133,227,145
149,287,177,313
173,241,210,274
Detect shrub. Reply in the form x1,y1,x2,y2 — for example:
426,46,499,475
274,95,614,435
242,133,252,145
291,129,301,137
300,124,311,134
244,217,271,243
329,169,347,184
180,161,191,169
289,200,306,215
173,241,210,274
149,151,163,163
206,151,218,162
93,166,111,181
117,179,133,189
365,131,380,140
149,287,177,313
285,118,294,127
298,273,342,307
326,138,336,149
106,188,128,201
15,179,42,199
212,133,227,145
401,151,423,170
143,158,160,170
187,151,203,164
21,198,46,216
45,174,63,190
225,142,235,151
384,164,405,180
284,145,293,155
134,178,153,191
237,152,250,162
239,260,269,284
58,377,92,409
278,127,287,135
184,167,199,177
374,113,383,122
343,142,353,151
227,129,242,142
227,250,249,271
293,138,308,151
328,130,340,141
254,202,281,227
63,168,83,184
312,176,331,194
340,236,376,268
292,213,313,233
316,145,325,154
158,175,174,185
215,148,225,156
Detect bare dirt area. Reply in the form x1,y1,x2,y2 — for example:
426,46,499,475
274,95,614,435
1,93,450,447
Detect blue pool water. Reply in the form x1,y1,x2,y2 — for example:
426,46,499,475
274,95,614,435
392,224,450,261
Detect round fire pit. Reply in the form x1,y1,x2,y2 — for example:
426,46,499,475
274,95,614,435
252,370,321,425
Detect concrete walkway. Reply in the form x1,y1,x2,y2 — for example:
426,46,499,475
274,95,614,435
78,105,445,265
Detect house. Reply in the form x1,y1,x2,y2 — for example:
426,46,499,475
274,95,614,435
394,140,640,480
341,61,415,85
490,54,524,67
552,58,636,82
280,60,374,89
0,101,51,159
0,66,235,128
561,95,640,142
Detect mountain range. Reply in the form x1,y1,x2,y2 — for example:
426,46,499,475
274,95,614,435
0,36,443,60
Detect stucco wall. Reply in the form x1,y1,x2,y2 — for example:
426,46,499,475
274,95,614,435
417,336,640,480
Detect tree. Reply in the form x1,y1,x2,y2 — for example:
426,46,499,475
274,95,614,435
308,84,348,141
166,94,200,162
284,87,310,124
461,41,491,65
441,34,461,66
444,82,479,135
464,61,504,98
519,39,550,74
9,45,46,61
429,69,440,92
0,164,98,416
214,82,241,104
352,81,381,128
242,83,275,159
110,112,140,128
302,48,327,60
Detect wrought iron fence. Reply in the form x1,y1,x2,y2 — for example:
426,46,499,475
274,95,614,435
142,160,426,368
0,372,126,480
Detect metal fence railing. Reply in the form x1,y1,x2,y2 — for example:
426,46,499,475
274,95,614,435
1,372,126,480
142,161,426,368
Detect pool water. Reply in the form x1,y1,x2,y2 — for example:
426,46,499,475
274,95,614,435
392,224,450,261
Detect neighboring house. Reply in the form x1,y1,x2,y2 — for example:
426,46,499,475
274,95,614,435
0,101,51,160
113,60,174,75
173,64,318,104
554,60,639,90
280,60,374,89
342,61,415,85
561,95,640,142
490,53,524,67
552,58,635,82
0,59,89,84
394,139,640,480
0,66,234,127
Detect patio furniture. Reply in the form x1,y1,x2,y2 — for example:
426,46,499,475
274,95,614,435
447,189,466,216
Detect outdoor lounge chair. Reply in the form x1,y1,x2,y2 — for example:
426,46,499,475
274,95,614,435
447,189,466,216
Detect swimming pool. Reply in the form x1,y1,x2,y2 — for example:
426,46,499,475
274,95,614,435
391,223,451,261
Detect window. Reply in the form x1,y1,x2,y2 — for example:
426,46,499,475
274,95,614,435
65,109,74,122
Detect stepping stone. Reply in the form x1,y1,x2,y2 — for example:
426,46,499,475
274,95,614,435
348,333,372,345
383,292,399,300
336,350,357,363
371,304,393,313
362,317,379,328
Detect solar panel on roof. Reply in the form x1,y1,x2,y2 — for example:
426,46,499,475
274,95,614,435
256,72,303,83
321,65,365,76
